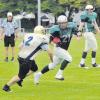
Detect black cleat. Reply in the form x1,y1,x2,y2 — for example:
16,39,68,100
3,84,11,92
80,64,85,67
55,77,64,80
79,64,89,69
17,80,23,87
4,57,8,62
11,57,14,62
56,78,64,80
92,63,100,68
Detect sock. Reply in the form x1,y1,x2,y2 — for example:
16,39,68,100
80,58,85,65
60,60,69,70
56,69,63,76
80,52,87,64
91,51,96,64
41,65,49,74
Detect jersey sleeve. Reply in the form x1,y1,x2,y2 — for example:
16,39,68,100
92,12,97,21
68,22,78,35
41,44,49,51
14,21,19,29
49,25,60,34
1,20,6,28
80,11,89,22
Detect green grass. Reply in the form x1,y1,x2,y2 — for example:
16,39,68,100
0,34,100,100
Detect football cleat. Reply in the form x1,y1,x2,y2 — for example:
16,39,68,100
3,84,11,92
79,64,89,69
34,72,41,85
55,75,64,80
17,79,23,87
92,63,100,68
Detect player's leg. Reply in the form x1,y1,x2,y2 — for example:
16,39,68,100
4,36,9,62
55,49,72,80
17,60,38,86
10,35,15,61
34,56,61,84
3,58,30,92
3,75,21,92
90,33,100,67
79,32,90,68
5,47,9,62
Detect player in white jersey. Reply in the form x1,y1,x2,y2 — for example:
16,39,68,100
2,25,53,92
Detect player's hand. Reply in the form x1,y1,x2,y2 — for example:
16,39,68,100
77,32,82,37
97,30,100,34
76,36,81,40
0,34,3,40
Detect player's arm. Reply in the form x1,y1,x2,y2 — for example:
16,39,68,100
14,21,19,37
50,31,61,44
18,42,24,50
77,22,85,36
93,20,100,33
41,44,53,62
0,27,4,40
47,47,53,62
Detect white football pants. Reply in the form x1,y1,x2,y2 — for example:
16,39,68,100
48,47,72,70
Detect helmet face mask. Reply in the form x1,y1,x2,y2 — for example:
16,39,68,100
57,15,68,29
58,22,67,29
34,25,46,35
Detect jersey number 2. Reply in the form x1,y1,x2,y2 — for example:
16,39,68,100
25,36,33,46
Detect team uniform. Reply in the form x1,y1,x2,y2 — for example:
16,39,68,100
79,5,100,68
18,33,49,80
34,21,78,84
48,23,77,70
2,25,52,92
80,11,97,51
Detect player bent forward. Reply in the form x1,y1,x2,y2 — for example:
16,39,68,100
2,26,53,92
34,15,79,84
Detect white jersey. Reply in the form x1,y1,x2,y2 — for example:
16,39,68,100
18,33,49,60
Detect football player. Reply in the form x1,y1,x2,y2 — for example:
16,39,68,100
2,25,53,92
34,15,78,84
78,5,100,68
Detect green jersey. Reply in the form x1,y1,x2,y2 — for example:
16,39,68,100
49,22,77,50
80,11,97,32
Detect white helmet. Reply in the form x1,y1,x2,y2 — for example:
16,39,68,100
7,12,13,17
34,25,45,35
57,15,67,23
85,5,93,10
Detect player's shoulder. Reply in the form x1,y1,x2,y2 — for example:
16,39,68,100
2,19,7,24
42,35,49,43
24,33,34,38
81,11,87,15
49,25,60,33
92,12,97,17
67,22,77,28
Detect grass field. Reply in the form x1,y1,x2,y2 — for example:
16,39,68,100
0,34,100,100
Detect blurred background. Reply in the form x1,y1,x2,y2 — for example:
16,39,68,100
0,0,100,32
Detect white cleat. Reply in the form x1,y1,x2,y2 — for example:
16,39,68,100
34,72,41,85
55,74,64,80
